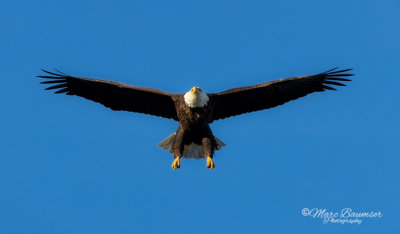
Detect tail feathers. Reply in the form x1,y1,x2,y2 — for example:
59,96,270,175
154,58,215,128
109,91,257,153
214,136,226,150
158,133,175,154
158,133,226,159
183,143,204,159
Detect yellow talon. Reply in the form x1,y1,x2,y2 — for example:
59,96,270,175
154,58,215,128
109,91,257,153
206,156,215,170
172,157,181,170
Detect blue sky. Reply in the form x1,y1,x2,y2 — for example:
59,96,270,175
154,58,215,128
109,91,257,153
1,1,399,233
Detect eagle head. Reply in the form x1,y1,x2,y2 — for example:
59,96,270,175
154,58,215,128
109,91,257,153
184,86,209,108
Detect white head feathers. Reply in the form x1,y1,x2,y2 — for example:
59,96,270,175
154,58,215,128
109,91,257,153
184,86,209,108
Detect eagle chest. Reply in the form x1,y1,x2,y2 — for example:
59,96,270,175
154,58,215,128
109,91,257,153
186,107,205,122
176,103,208,126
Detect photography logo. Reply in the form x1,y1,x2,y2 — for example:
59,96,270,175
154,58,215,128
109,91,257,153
301,208,383,225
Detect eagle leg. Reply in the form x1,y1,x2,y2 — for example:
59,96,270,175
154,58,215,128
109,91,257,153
202,137,216,170
172,157,181,170
206,156,215,170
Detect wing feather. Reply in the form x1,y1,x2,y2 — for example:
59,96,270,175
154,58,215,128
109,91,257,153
38,70,178,120
208,68,353,121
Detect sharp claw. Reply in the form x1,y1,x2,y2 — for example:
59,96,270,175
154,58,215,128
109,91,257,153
210,161,214,170
206,156,215,170
172,157,181,170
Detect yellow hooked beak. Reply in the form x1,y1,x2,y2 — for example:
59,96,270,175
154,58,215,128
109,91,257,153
191,86,198,93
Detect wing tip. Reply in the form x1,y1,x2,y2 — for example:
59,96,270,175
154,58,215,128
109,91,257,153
324,67,354,76
322,67,354,84
38,68,70,78
38,68,71,93
320,67,355,91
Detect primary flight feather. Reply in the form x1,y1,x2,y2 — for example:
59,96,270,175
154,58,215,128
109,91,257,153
38,67,353,170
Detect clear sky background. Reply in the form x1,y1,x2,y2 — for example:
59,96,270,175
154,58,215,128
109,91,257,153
1,1,399,234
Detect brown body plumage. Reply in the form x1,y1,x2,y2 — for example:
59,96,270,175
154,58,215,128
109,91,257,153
38,67,353,170
173,96,217,161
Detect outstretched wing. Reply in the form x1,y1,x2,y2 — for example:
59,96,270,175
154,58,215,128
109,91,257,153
208,68,353,121
38,69,178,120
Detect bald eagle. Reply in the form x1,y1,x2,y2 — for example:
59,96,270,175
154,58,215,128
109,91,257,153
38,68,353,170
